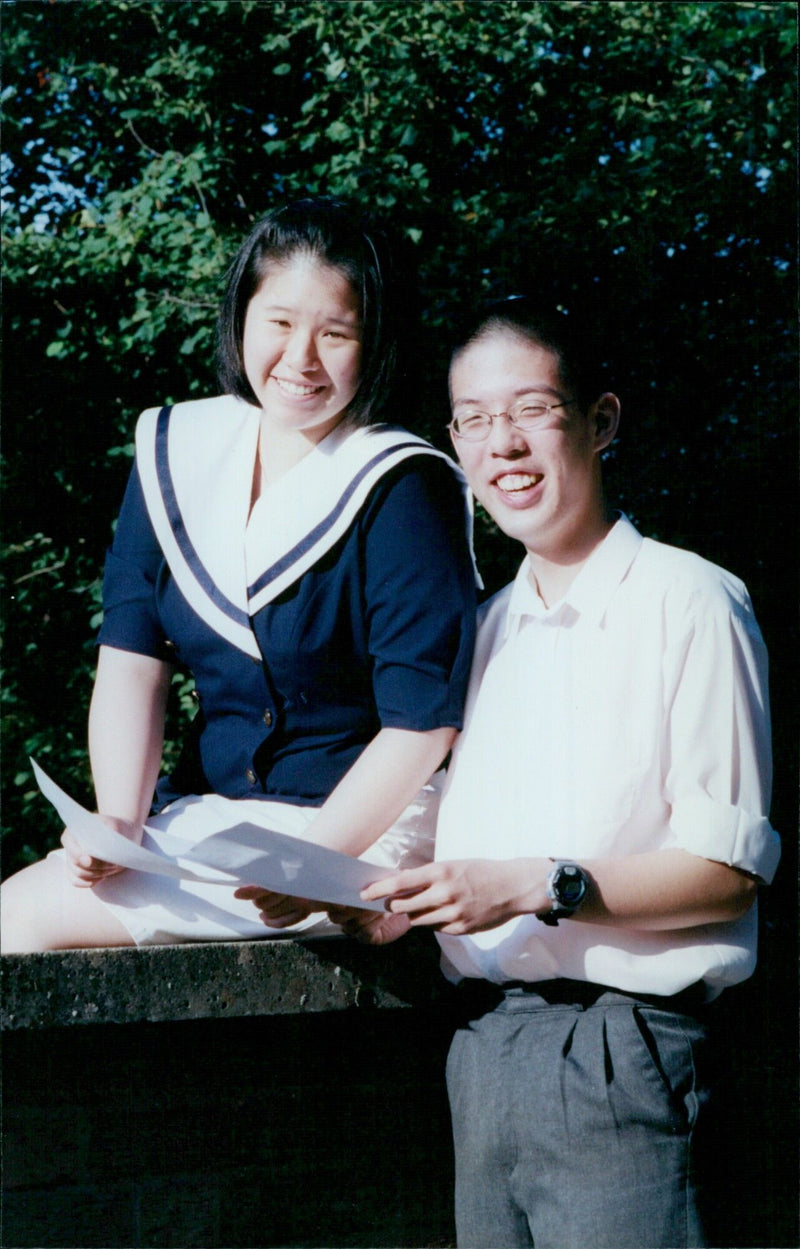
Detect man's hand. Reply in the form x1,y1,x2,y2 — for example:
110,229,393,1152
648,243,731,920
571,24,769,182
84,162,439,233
233,885,316,928
360,858,547,936
362,851,762,936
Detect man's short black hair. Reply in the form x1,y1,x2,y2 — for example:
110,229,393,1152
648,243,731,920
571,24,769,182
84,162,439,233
216,197,404,425
449,296,605,413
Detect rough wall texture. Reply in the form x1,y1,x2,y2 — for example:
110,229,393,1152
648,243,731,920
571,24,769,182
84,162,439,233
4,1010,457,1248
1,934,452,1030
3,937,458,1248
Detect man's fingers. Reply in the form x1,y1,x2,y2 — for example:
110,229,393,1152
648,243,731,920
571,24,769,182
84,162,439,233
384,880,452,915
407,906,462,930
361,865,436,902
361,875,404,902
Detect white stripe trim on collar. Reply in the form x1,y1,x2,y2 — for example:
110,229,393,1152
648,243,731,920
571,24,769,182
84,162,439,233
135,397,467,657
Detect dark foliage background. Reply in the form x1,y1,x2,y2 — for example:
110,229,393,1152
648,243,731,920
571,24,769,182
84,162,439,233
2,1,796,914
4,0,793,859
4,0,793,914
1,3,797,1244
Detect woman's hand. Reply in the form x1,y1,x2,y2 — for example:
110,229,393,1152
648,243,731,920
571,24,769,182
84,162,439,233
326,904,411,945
61,817,142,889
233,885,317,929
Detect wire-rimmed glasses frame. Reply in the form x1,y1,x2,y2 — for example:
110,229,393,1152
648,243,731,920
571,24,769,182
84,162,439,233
448,397,578,441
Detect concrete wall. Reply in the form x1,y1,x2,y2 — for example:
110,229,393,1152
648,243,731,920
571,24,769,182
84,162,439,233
3,935,459,1249
2,932,797,1249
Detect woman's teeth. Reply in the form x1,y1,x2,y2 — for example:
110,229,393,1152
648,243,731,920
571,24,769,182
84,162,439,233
497,473,543,492
274,377,323,397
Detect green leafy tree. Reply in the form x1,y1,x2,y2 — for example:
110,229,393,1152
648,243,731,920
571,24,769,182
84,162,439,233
2,0,796,871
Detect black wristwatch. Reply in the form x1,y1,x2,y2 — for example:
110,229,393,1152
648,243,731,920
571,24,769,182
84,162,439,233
537,861,589,926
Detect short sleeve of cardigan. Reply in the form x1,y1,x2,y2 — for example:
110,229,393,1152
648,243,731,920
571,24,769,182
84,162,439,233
97,460,170,660
361,456,477,732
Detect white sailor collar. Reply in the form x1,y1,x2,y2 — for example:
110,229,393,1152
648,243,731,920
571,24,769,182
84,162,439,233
135,395,470,658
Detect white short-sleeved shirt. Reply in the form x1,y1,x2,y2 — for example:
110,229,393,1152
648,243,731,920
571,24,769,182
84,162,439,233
435,516,780,1000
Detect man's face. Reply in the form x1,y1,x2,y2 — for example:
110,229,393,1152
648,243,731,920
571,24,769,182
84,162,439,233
449,331,611,562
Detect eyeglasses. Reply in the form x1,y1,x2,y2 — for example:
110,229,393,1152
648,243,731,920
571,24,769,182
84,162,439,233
449,398,578,441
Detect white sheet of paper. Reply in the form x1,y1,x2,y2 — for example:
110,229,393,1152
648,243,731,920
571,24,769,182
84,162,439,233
32,759,387,910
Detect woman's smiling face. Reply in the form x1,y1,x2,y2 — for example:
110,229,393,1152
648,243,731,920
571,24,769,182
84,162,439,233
242,254,363,444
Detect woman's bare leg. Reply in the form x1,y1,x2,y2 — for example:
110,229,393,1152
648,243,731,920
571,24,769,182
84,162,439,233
1,856,135,952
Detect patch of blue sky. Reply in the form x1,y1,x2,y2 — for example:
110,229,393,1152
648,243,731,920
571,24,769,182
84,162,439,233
715,232,738,259
482,116,504,143
740,160,773,192
0,151,15,210
532,42,560,64
3,145,91,232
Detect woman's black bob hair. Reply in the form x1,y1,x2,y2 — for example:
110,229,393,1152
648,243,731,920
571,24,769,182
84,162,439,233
216,197,403,425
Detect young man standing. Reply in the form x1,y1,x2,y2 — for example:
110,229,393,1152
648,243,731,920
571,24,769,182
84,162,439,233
360,301,780,1248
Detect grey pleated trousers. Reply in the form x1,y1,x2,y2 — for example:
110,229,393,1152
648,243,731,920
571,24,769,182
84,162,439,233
446,985,710,1249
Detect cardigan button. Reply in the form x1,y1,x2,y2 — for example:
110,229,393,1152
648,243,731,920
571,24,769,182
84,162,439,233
245,768,257,785
263,709,273,728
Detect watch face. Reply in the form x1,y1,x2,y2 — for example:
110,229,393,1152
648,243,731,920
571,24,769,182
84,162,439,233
554,865,586,907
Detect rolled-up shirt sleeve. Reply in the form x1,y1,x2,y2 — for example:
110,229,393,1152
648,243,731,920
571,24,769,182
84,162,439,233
97,460,170,661
664,577,780,884
362,457,477,732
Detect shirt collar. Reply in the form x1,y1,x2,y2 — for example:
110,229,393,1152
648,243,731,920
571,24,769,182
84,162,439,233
505,514,643,635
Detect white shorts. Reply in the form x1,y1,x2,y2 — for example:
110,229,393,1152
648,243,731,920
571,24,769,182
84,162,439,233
50,775,442,947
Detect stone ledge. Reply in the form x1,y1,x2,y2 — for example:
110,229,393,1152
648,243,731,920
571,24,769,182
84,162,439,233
0,931,454,1030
